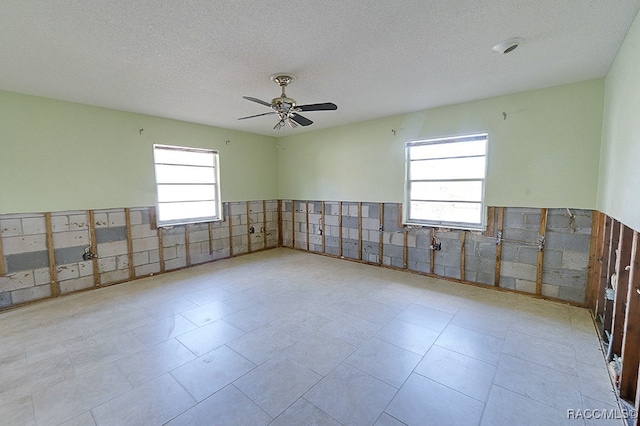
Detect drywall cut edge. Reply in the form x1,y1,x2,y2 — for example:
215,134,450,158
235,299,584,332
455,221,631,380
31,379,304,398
44,212,59,297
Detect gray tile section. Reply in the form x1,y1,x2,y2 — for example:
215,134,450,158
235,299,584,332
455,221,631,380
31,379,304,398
6,250,49,273
54,246,87,265
95,226,127,244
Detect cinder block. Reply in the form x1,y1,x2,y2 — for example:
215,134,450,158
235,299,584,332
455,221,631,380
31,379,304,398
54,246,86,265
325,236,339,248
365,203,379,219
406,234,416,248
93,213,109,228
558,286,586,304
249,201,263,214
53,230,89,249
444,266,461,279
135,262,161,276
108,211,126,227
132,236,159,252
6,251,49,273
69,214,88,230
0,218,23,236
434,252,460,268
57,263,79,281
98,257,116,273
21,217,46,235
78,261,93,277
59,276,93,293
3,234,47,255
100,269,129,285
190,230,209,244
50,215,69,233
543,269,586,288
390,232,404,246
515,279,536,294
116,255,130,270
34,268,51,286
191,252,214,265
499,276,516,290
133,251,149,267
562,251,588,270
130,224,157,239
476,272,494,286
163,232,186,247
501,261,536,281
230,203,246,216
98,240,128,257
0,271,35,292
11,284,51,304
0,292,11,308
383,244,403,259
503,209,526,229
542,284,559,298
129,210,142,226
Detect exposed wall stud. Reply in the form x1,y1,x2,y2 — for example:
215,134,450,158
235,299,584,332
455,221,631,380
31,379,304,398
586,212,603,309
124,208,135,279
397,203,403,229
208,222,214,255
88,210,100,287
292,200,296,249
185,224,191,266
158,227,165,272
460,231,466,281
536,208,548,295
277,200,283,247
228,203,234,257
44,212,59,297
611,225,634,359
306,200,310,251
262,200,268,250
0,225,6,276
321,201,326,254
246,201,252,253
485,206,496,237
403,229,408,269
620,231,640,401
358,202,363,261
596,216,613,318
338,201,343,257
494,207,504,287
604,221,622,333
379,203,384,265
430,227,435,274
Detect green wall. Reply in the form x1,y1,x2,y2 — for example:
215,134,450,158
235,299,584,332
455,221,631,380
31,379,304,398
598,10,640,231
278,79,604,209
0,91,279,215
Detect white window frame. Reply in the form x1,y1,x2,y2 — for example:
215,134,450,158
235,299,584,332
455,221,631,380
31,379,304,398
153,144,222,227
404,133,488,230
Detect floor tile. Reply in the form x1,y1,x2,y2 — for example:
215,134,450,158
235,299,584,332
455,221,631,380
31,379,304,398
175,319,245,356
143,296,198,321
374,412,408,425
494,353,582,411
396,304,453,332
375,318,440,355
385,373,484,426
32,363,132,426
285,331,356,376
576,361,619,407
269,309,333,340
116,338,195,386
165,385,271,426
171,345,255,402
342,299,402,326
415,345,496,401
59,411,96,426
226,323,298,365
502,330,578,375
320,312,382,346
346,337,421,388
305,363,397,426
128,314,197,347
0,395,35,426
369,288,417,310
91,374,195,426
481,385,574,426
234,353,321,418
180,300,237,327
183,286,234,306
449,307,511,339
435,324,504,365
222,304,280,332
68,333,146,375
270,398,341,426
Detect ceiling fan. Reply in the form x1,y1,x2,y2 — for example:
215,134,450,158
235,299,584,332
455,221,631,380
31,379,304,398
238,75,337,130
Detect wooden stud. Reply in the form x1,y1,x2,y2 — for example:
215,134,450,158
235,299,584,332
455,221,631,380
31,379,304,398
292,200,296,249
185,224,191,266
246,201,252,253
87,210,100,288
208,222,214,255
262,200,268,250
536,208,548,295
485,206,496,237
277,200,283,247
604,220,622,334
460,231,466,281
586,212,604,310
379,203,384,265
158,227,165,272
620,231,640,401
403,229,408,269
0,224,6,276
430,227,435,274
596,216,613,319
228,203,234,257
321,201,326,254
306,200,310,251
338,201,343,257
148,206,158,230
610,225,634,360
358,202,363,261
397,203,403,229
124,208,135,279
44,213,59,297
494,207,504,287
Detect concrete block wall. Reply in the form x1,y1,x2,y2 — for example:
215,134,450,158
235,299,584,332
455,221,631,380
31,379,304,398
0,200,279,310
283,201,594,305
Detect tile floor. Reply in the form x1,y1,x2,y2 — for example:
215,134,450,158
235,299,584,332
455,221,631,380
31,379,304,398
0,248,622,425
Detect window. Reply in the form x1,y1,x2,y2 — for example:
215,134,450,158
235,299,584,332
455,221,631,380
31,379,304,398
153,144,222,226
405,133,488,230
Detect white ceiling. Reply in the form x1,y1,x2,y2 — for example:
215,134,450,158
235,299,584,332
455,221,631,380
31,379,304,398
1,1,639,137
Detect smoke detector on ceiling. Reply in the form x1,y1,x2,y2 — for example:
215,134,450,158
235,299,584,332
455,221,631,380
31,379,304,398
492,37,524,54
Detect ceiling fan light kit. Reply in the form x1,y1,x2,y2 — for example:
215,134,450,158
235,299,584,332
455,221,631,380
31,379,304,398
239,74,337,130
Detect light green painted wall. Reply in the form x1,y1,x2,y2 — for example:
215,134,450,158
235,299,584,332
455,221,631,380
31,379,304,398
278,79,604,209
598,10,640,231
0,91,278,214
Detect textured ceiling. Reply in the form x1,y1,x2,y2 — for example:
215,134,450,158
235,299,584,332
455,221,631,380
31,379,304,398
1,1,639,136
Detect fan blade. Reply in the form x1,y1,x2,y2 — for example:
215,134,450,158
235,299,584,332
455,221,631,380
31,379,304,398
238,111,277,120
296,102,337,112
243,96,273,107
290,113,313,126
